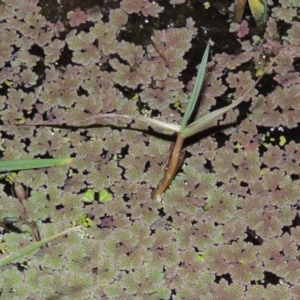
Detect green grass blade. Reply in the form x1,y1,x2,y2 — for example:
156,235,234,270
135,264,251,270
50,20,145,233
180,44,209,131
248,0,268,26
180,98,244,138
71,113,181,133
0,158,73,172
0,226,81,268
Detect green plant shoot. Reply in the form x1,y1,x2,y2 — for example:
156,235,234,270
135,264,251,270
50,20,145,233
0,226,81,268
25,45,283,199
0,158,73,173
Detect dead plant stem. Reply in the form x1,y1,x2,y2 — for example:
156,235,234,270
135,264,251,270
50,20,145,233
151,133,185,199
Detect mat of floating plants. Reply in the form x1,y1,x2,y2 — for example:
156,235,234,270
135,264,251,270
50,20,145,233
0,0,300,299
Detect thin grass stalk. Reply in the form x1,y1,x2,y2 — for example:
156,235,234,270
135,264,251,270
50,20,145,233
152,49,284,199
0,226,81,268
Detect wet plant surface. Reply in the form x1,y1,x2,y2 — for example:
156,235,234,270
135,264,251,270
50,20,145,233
0,0,300,299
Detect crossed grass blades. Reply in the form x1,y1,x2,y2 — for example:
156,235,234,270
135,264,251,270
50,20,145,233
25,44,282,200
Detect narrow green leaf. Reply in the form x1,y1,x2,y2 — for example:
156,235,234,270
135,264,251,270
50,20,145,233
181,98,244,138
248,0,268,26
0,158,73,172
180,44,209,131
0,226,81,268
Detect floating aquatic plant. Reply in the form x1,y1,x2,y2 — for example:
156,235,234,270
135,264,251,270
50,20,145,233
0,226,80,268
25,45,283,199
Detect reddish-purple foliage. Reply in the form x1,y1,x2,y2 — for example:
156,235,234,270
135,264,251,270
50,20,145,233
120,0,164,17
230,20,249,37
68,8,87,27
0,1,300,299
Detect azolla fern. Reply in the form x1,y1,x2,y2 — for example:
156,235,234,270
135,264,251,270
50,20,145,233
25,44,283,199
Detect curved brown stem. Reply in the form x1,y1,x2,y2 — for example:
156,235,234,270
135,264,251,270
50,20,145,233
151,134,185,199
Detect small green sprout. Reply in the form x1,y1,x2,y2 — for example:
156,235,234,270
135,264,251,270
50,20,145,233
82,189,95,203
197,251,205,261
279,135,287,147
173,98,181,110
203,2,210,9
5,80,13,86
261,130,287,148
234,143,244,149
99,189,113,203
5,172,17,185
141,108,152,117
76,214,93,227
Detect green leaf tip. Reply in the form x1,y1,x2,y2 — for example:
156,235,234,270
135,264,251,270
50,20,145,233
76,214,93,227
0,157,73,172
180,44,210,131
